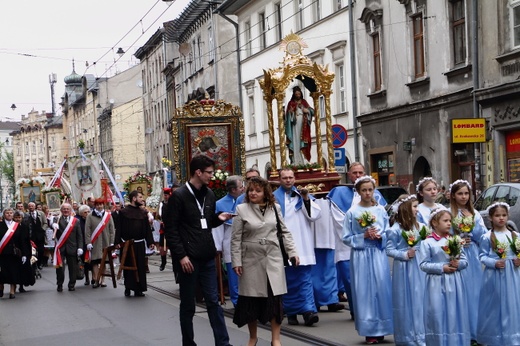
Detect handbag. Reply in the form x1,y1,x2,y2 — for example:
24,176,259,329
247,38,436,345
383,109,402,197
76,258,85,280
273,207,290,267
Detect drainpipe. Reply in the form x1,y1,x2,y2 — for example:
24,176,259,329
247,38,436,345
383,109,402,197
216,10,243,110
348,0,360,162
210,5,219,99
472,0,481,192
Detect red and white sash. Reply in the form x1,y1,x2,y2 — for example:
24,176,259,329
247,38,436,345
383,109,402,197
0,222,19,255
53,217,78,268
85,212,111,262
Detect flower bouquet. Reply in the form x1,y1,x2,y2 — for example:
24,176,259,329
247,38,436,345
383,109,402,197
507,235,520,259
356,211,376,229
442,235,464,260
208,169,229,200
452,215,475,235
401,230,420,247
419,225,431,240
494,239,508,259
161,157,172,168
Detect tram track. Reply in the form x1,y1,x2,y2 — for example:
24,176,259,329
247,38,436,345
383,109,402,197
148,283,344,346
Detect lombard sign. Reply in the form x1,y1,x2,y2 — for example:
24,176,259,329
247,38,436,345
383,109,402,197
452,118,486,143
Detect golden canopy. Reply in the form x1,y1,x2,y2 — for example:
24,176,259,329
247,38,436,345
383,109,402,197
259,33,336,177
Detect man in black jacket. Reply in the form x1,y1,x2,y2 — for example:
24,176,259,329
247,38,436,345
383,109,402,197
165,155,233,346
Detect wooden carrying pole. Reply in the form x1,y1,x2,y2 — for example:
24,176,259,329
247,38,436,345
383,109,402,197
117,240,139,283
97,244,117,288
216,253,225,305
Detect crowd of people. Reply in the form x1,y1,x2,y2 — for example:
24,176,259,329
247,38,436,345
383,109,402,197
161,156,520,346
1,155,518,346
0,193,157,298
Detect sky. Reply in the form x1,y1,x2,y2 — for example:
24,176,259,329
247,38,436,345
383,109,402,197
0,0,191,122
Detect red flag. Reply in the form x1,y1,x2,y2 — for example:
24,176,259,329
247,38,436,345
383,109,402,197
53,165,63,188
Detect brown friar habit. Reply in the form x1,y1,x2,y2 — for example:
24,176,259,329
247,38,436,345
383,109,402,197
115,204,153,292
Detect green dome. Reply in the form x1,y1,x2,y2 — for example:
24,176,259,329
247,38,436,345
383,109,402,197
64,70,82,85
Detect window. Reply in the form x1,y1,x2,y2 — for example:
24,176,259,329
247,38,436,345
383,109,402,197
451,0,466,65
313,0,321,22
336,64,346,113
208,26,215,62
372,153,394,185
512,1,520,47
197,35,202,69
296,0,304,31
274,3,282,42
248,95,256,134
259,12,266,49
245,21,252,57
412,14,425,78
191,39,197,72
372,32,383,91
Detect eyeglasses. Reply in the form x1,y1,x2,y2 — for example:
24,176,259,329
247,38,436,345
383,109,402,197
203,170,214,175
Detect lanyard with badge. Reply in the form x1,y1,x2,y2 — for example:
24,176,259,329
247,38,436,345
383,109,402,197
186,182,208,229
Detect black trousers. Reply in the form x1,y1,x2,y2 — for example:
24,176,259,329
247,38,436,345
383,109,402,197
55,254,78,288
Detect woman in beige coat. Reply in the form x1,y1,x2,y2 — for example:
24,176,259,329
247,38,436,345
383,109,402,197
231,177,299,346
85,198,115,288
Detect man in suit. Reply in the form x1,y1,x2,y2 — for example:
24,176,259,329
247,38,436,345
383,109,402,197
52,203,84,292
25,202,48,269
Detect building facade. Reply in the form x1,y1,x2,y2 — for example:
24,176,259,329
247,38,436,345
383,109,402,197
11,110,65,180
60,66,99,157
96,65,144,181
353,0,477,191
135,29,174,173
476,0,520,186
166,0,239,107
219,0,355,178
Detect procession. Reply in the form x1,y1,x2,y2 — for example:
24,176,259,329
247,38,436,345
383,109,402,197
3,1,520,346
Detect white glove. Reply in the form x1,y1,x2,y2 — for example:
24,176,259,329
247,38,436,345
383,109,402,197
87,244,93,251
77,248,84,256
52,223,59,230
21,256,27,264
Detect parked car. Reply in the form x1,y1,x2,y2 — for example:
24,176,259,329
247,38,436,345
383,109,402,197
474,182,520,231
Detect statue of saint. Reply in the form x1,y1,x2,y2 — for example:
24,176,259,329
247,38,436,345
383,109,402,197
284,86,314,165
151,172,163,198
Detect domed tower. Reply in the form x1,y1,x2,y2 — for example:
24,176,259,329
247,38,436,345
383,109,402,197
64,60,82,94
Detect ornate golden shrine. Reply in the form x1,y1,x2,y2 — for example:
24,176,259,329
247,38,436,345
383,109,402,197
259,33,337,178
170,95,246,182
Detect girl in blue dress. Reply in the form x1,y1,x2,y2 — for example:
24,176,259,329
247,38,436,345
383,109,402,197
343,176,393,345
416,177,446,226
449,179,485,344
387,194,426,346
477,202,520,345
419,208,469,346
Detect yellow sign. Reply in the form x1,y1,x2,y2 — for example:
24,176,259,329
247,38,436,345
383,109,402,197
452,118,486,143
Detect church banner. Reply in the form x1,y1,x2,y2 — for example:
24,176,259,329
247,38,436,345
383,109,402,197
67,153,102,203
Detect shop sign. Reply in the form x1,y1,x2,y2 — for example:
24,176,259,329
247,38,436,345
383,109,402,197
506,131,520,152
452,118,486,143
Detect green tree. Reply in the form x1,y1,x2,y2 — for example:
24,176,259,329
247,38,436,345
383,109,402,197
0,143,15,202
